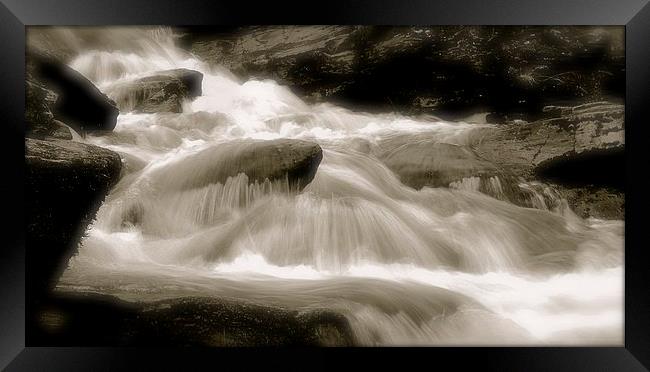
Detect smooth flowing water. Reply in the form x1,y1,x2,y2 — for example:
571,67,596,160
56,27,623,345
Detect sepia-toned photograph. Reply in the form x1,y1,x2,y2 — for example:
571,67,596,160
25,25,624,346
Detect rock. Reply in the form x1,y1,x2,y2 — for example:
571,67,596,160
152,139,323,191
182,26,624,119
485,112,507,124
556,186,624,220
376,135,500,189
475,102,623,170
535,147,624,189
25,79,75,140
47,120,75,140
29,54,120,133
105,69,203,113
474,101,624,218
30,292,356,346
25,80,59,137
25,139,122,299
374,134,532,205
541,105,573,119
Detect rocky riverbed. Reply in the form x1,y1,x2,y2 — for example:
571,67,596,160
25,26,625,346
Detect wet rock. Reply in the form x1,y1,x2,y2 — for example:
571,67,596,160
25,78,75,140
28,54,120,133
475,102,623,171
556,186,624,220
153,139,323,191
535,147,624,190
31,292,356,346
183,26,624,119
25,139,122,298
474,101,624,218
374,135,532,206
105,69,203,113
376,136,500,189
25,80,63,138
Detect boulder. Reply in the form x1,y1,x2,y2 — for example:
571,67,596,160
474,101,624,218
25,139,122,299
183,26,624,119
475,102,624,171
30,292,355,346
152,139,323,191
105,69,203,113
28,54,120,133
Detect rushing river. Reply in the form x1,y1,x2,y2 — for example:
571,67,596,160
55,27,623,345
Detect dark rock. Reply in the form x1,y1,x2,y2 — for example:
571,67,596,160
485,112,507,124
556,186,624,220
474,101,624,218
535,147,624,190
105,69,203,113
25,139,122,300
25,80,60,137
28,54,119,133
183,26,624,119
30,292,356,346
541,105,573,119
25,79,74,140
48,120,75,140
152,139,323,191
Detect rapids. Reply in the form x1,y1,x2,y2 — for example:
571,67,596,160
56,27,623,345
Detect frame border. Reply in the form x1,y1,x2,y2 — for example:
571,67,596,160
2,0,649,370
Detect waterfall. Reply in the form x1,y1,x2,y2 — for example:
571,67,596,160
58,27,623,346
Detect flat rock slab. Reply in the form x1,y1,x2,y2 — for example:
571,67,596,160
474,102,624,175
31,292,356,346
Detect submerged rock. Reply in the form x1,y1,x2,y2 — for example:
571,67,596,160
31,292,356,346
25,139,122,298
377,137,500,189
105,68,203,113
375,135,532,207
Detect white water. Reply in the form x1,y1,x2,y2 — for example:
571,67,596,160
57,27,623,345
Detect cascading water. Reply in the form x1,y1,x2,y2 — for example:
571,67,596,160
57,27,623,345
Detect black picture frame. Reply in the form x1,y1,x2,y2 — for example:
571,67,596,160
2,0,649,370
